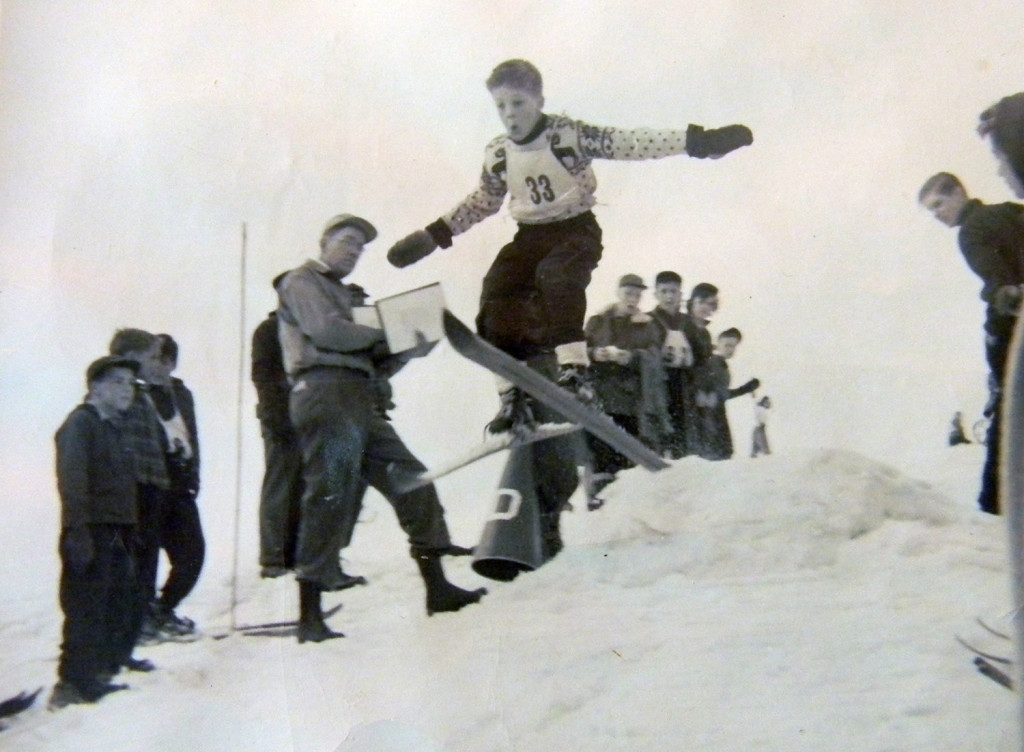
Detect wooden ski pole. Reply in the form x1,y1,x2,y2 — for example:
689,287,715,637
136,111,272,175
229,222,248,631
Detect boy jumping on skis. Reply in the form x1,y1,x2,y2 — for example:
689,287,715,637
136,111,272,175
387,59,752,431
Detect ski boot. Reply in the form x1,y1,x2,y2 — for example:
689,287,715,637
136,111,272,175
486,386,537,436
556,364,601,410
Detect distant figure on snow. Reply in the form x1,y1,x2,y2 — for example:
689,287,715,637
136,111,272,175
751,395,772,458
948,411,970,447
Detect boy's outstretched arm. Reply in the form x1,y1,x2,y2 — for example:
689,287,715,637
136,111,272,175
388,143,508,268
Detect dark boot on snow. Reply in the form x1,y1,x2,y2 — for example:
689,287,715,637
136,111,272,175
296,580,344,643
414,552,487,616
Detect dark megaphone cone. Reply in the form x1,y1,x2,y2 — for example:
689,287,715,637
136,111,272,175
472,444,544,581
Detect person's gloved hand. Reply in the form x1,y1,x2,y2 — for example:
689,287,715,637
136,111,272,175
387,230,438,268
61,526,94,572
605,346,632,365
686,123,753,158
994,284,1024,316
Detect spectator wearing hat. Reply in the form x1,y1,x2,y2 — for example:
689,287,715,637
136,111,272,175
50,356,151,710
276,213,485,642
647,270,693,458
583,274,670,493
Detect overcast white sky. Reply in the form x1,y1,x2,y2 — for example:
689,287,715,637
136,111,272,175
2,1,1023,544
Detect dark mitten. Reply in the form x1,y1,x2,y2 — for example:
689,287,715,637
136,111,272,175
61,526,94,572
994,285,1023,316
387,230,438,268
686,123,754,158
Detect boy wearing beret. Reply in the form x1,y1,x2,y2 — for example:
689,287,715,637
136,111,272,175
50,356,150,709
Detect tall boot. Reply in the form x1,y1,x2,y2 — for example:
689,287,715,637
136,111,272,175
413,552,487,616
296,580,344,643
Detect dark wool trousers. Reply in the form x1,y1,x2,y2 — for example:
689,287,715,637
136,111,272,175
258,426,304,569
58,524,138,686
157,464,206,611
135,482,166,607
477,212,603,359
980,313,1014,515
587,414,641,476
290,369,451,590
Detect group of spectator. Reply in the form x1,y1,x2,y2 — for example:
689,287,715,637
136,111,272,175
51,330,205,709
583,271,763,495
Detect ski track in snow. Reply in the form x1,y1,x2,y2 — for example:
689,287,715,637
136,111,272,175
1,446,1019,751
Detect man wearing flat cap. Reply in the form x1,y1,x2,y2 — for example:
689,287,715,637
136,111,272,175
583,274,669,495
276,214,485,642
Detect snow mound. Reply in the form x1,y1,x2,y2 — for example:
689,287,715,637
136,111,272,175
562,449,991,580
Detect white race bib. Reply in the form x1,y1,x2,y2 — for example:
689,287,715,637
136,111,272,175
506,142,582,223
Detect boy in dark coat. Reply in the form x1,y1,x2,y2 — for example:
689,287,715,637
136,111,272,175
693,328,759,460
50,356,149,709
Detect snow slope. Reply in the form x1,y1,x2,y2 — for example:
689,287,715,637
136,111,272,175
1,446,1018,751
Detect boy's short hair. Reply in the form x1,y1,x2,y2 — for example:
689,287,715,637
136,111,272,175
689,282,719,301
486,59,543,96
718,327,742,341
157,333,179,363
654,271,682,286
979,93,1024,186
109,328,157,357
918,172,964,202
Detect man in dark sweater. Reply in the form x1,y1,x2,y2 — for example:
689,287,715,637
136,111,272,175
919,172,1024,514
50,356,150,710
252,293,304,579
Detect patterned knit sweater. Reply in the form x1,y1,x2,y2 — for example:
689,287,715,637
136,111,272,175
435,114,691,240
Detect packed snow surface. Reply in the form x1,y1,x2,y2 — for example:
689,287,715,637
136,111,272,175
1,447,1018,751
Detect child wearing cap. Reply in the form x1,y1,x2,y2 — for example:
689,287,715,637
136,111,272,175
386,58,752,431
50,356,150,709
